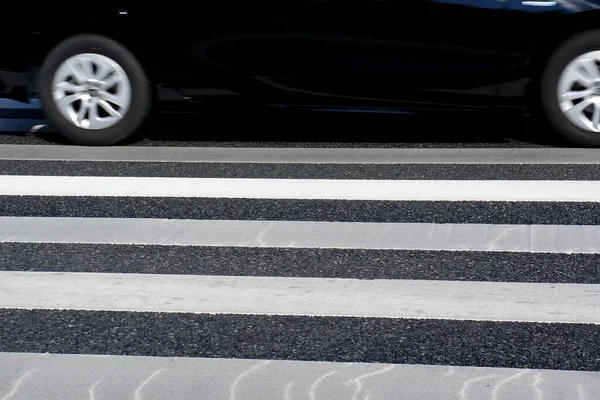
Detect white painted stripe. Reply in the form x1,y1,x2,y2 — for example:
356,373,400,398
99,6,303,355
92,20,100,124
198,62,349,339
2,175,600,201
4,144,600,164
1,272,599,323
2,352,598,400
2,217,600,253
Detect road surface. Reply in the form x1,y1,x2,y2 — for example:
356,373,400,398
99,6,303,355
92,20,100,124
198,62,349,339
0,129,598,399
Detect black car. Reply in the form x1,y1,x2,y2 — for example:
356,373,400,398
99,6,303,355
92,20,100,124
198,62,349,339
3,0,600,146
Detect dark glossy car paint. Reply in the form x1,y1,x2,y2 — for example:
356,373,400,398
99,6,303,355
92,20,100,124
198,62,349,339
3,0,600,117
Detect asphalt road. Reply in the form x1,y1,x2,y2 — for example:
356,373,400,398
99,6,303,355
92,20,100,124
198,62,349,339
0,117,599,399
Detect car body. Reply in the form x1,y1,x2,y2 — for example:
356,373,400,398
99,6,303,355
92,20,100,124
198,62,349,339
3,0,600,145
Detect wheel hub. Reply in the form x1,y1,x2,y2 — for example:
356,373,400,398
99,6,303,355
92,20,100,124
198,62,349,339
88,87,100,97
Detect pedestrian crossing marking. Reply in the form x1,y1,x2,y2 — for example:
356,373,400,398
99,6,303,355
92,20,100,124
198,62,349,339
3,175,600,201
1,142,599,395
1,271,599,324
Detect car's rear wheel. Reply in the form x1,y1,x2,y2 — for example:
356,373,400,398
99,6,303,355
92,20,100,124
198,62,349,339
38,34,151,146
540,30,600,147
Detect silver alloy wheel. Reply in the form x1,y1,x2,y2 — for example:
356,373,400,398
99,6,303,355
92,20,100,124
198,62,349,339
52,53,132,130
557,51,600,132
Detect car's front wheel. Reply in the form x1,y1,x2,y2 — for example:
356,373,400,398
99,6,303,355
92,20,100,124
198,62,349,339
38,34,151,146
540,29,600,147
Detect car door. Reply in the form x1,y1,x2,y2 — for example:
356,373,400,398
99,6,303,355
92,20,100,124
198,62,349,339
193,0,510,111
129,0,339,109
206,0,510,111
286,0,509,111
132,0,508,111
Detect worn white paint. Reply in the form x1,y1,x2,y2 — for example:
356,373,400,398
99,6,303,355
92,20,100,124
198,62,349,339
2,217,600,254
4,145,600,164
1,272,599,323
2,352,599,400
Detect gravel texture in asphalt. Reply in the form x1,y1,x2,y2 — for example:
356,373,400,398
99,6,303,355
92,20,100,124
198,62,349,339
1,310,598,371
1,243,599,283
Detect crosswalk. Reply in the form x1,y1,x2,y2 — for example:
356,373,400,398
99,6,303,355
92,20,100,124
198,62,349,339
0,143,599,399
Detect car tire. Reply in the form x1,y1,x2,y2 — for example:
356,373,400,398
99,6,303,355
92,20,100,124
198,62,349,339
540,30,600,147
38,34,151,146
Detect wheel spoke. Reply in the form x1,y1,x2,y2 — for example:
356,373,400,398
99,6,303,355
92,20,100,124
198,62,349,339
54,81,81,93
592,104,600,131
578,58,600,80
101,74,120,90
564,63,595,87
93,60,112,81
66,59,88,84
77,101,90,124
564,97,594,121
98,99,123,119
80,58,96,79
55,93,83,110
87,103,102,130
99,91,127,108
562,88,595,101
